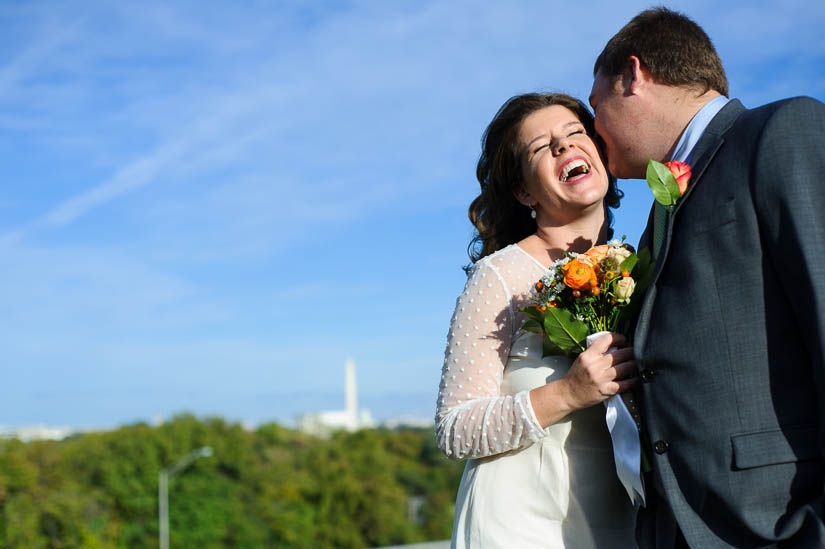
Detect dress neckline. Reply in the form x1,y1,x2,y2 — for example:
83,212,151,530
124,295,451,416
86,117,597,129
513,243,552,272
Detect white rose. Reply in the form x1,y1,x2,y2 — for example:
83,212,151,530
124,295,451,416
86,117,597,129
615,277,636,301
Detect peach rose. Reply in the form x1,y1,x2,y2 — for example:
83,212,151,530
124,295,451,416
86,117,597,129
584,244,610,264
562,258,598,291
607,246,632,264
665,160,691,195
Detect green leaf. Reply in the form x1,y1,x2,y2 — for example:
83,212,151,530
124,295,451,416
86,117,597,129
542,308,588,354
519,306,543,323
542,334,567,357
654,160,681,197
521,320,543,334
614,249,658,332
646,160,680,205
636,247,652,269
619,253,638,274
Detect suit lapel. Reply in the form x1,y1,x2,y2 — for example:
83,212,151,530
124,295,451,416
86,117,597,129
634,99,747,354
637,201,656,253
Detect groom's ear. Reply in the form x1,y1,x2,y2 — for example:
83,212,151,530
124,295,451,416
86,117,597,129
623,56,650,96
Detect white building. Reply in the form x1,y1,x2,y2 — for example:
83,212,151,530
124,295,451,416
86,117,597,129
296,359,375,437
0,425,77,441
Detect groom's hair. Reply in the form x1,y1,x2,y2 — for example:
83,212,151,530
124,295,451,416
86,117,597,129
594,7,728,97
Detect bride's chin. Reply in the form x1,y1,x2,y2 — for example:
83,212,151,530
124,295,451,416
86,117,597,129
570,190,608,210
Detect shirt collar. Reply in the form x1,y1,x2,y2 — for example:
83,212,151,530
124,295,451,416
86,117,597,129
670,95,730,164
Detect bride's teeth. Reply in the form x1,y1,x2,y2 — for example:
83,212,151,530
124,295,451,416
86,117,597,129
561,159,590,182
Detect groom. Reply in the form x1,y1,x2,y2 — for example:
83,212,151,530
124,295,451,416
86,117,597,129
589,8,825,548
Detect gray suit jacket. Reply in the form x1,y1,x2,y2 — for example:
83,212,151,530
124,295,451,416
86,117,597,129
634,97,825,548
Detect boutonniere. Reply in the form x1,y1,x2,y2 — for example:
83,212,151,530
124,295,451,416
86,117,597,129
646,159,692,208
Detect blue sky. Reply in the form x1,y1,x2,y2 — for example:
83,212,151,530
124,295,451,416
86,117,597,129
2,1,824,430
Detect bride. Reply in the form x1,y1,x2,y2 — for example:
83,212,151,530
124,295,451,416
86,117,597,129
435,93,637,548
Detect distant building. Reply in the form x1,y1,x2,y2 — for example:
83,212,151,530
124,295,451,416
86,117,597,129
296,359,375,438
0,425,76,442
382,416,434,430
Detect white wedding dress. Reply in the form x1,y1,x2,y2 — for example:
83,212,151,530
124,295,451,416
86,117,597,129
435,244,635,548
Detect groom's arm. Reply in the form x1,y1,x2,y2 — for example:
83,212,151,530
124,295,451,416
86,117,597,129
753,96,825,460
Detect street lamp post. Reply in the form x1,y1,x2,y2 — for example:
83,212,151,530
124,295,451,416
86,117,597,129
159,446,213,549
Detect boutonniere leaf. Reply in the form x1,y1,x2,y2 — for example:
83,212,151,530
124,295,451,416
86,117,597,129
646,159,692,207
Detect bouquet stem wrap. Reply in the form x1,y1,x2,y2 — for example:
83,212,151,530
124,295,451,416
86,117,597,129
586,331,645,507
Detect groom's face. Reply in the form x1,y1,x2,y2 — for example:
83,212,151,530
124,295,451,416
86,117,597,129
589,70,649,180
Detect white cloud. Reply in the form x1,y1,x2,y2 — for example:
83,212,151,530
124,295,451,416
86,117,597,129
2,0,824,427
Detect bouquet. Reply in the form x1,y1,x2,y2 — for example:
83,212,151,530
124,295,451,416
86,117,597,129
520,238,654,356
520,238,655,506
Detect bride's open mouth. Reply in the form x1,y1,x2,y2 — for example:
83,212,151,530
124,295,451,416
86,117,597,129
559,157,592,183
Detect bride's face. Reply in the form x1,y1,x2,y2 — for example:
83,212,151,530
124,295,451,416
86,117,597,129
516,105,609,221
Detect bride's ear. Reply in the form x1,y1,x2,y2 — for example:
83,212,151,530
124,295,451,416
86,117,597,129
513,185,533,208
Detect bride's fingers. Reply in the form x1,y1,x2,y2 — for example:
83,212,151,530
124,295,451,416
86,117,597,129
606,347,634,364
611,361,637,380
615,376,640,393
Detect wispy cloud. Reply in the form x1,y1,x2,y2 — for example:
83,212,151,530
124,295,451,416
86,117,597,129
2,0,824,428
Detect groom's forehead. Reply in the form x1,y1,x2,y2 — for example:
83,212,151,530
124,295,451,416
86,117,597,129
588,72,613,109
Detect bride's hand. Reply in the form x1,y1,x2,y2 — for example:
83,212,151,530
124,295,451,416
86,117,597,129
562,332,638,411
529,332,638,428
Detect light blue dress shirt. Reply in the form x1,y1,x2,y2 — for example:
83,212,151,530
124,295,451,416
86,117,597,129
652,95,730,259
670,95,730,164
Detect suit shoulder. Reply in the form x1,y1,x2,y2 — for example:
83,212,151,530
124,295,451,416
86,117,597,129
730,97,825,148
749,97,825,196
746,96,825,123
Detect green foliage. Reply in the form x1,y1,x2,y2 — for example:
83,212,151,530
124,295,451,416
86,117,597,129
542,307,588,356
615,246,656,335
0,416,463,548
646,159,681,206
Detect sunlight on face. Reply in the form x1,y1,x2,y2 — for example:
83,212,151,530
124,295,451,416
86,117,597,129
517,105,609,221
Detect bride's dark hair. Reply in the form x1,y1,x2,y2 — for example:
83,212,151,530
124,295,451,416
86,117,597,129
467,93,622,265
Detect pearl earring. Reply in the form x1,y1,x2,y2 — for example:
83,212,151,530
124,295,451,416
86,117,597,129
530,204,537,219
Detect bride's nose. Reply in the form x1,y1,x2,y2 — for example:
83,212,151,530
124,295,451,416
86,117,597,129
553,137,574,155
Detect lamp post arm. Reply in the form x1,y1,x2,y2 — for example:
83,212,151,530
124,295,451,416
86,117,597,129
158,446,212,549
165,447,212,478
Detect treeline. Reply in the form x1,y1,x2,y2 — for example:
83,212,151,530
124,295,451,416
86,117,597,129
0,414,464,548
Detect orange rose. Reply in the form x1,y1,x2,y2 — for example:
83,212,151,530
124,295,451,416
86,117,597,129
584,244,610,264
665,160,691,195
562,258,598,290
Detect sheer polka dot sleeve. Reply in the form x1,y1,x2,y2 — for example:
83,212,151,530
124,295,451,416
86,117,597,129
435,258,546,459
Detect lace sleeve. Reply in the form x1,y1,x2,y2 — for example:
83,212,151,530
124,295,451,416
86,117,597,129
435,259,546,459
